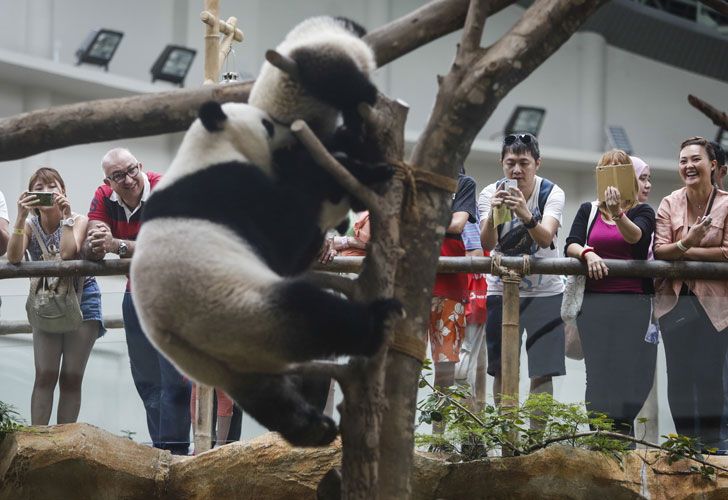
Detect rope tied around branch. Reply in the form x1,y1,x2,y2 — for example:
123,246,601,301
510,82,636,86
389,331,428,362
392,160,460,222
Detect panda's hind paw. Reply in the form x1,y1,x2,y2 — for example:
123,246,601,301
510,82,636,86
283,412,338,447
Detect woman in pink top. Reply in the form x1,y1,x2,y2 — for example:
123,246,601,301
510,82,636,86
565,150,656,436
654,136,728,450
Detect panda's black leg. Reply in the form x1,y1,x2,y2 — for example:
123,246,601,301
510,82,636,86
271,279,402,361
227,373,337,447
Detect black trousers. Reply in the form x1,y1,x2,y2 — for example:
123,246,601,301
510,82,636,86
577,293,655,435
661,295,728,448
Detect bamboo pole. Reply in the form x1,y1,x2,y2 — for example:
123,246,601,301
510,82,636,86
202,0,221,85
195,0,224,453
200,10,243,41
0,316,124,335
499,272,521,456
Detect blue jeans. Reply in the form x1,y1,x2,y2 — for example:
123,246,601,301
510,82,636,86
123,291,191,454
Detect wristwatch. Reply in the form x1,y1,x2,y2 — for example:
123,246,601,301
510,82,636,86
117,240,128,257
61,217,75,227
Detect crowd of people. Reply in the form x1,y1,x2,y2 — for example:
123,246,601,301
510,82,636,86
1,132,727,453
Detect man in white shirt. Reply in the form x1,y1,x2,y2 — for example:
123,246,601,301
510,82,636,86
479,133,566,414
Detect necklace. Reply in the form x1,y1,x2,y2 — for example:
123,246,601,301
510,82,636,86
687,192,709,210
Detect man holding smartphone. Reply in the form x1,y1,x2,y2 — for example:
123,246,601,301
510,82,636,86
83,147,191,455
478,133,566,422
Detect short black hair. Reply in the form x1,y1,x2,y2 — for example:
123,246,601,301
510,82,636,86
501,133,540,161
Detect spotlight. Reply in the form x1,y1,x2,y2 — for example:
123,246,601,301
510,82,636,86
75,29,124,71
504,106,546,137
151,45,197,87
605,126,634,155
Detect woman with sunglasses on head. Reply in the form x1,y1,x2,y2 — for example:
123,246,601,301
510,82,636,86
6,167,105,425
565,151,655,436
654,137,728,451
479,133,566,414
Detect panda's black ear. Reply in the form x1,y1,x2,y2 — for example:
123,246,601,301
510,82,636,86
262,118,275,139
199,101,228,132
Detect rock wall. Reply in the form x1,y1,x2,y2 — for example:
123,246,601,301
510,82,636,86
1,424,727,499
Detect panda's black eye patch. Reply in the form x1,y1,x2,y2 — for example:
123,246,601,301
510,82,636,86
262,119,275,138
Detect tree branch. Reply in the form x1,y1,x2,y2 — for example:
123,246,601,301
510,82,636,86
290,120,384,218
365,0,514,67
699,0,728,17
460,0,489,54
284,360,350,384
688,94,728,130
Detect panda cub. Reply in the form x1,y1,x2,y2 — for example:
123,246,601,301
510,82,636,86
131,101,400,446
249,15,377,144
250,15,386,233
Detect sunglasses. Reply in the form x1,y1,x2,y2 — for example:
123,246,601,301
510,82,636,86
106,163,140,184
504,134,534,145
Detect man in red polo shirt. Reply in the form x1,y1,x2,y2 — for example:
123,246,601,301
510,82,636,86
84,147,191,455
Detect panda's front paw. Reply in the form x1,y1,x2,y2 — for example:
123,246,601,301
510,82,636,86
282,411,338,447
361,298,405,356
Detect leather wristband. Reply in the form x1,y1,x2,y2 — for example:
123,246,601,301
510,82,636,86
580,247,595,261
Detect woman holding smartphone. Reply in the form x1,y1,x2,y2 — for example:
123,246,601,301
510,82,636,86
6,167,105,425
654,137,728,450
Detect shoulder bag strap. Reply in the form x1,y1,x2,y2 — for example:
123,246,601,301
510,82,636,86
29,222,53,260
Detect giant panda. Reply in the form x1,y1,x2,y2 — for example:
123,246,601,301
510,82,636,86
130,101,401,446
249,15,385,233
248,15,377,144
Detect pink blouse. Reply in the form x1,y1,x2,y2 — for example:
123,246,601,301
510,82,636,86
653,188,728,331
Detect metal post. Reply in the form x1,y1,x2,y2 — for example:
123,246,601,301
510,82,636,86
500,271,521,456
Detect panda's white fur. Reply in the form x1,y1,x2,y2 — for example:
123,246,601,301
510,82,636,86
131,101,399,446
249,15,377,140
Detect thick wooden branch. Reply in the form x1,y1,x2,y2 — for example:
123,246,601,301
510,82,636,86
699,0,728,17
688,94,728,130
364,0,514,67
290,120,384,217
460,0,489,53
284,361,350,384
411,0,610,176
0,82,253,162
0,0,514,162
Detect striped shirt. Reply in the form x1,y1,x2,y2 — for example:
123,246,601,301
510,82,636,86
87,171,161,241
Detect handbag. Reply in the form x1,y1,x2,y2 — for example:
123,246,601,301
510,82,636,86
560,274,586,327
25,224,83,334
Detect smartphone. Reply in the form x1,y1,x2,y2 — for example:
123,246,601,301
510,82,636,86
504,179,518,191
28,191,55,207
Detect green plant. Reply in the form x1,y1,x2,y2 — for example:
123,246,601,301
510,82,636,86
415,373,728,480
0,401,25,439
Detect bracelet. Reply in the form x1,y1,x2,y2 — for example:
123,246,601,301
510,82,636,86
523,216,538,229
616,211,626,220
336,236,349,249
580,247,595,261
676,240,689,252
13,228,24,235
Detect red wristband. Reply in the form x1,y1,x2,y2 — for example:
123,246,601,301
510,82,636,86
617,211,625,220
580,247,595,261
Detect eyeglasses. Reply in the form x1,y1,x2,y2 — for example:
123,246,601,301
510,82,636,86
504,134,534,145
106,163,140,183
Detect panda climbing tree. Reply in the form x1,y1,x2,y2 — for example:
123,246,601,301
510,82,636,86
0,2,613,498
